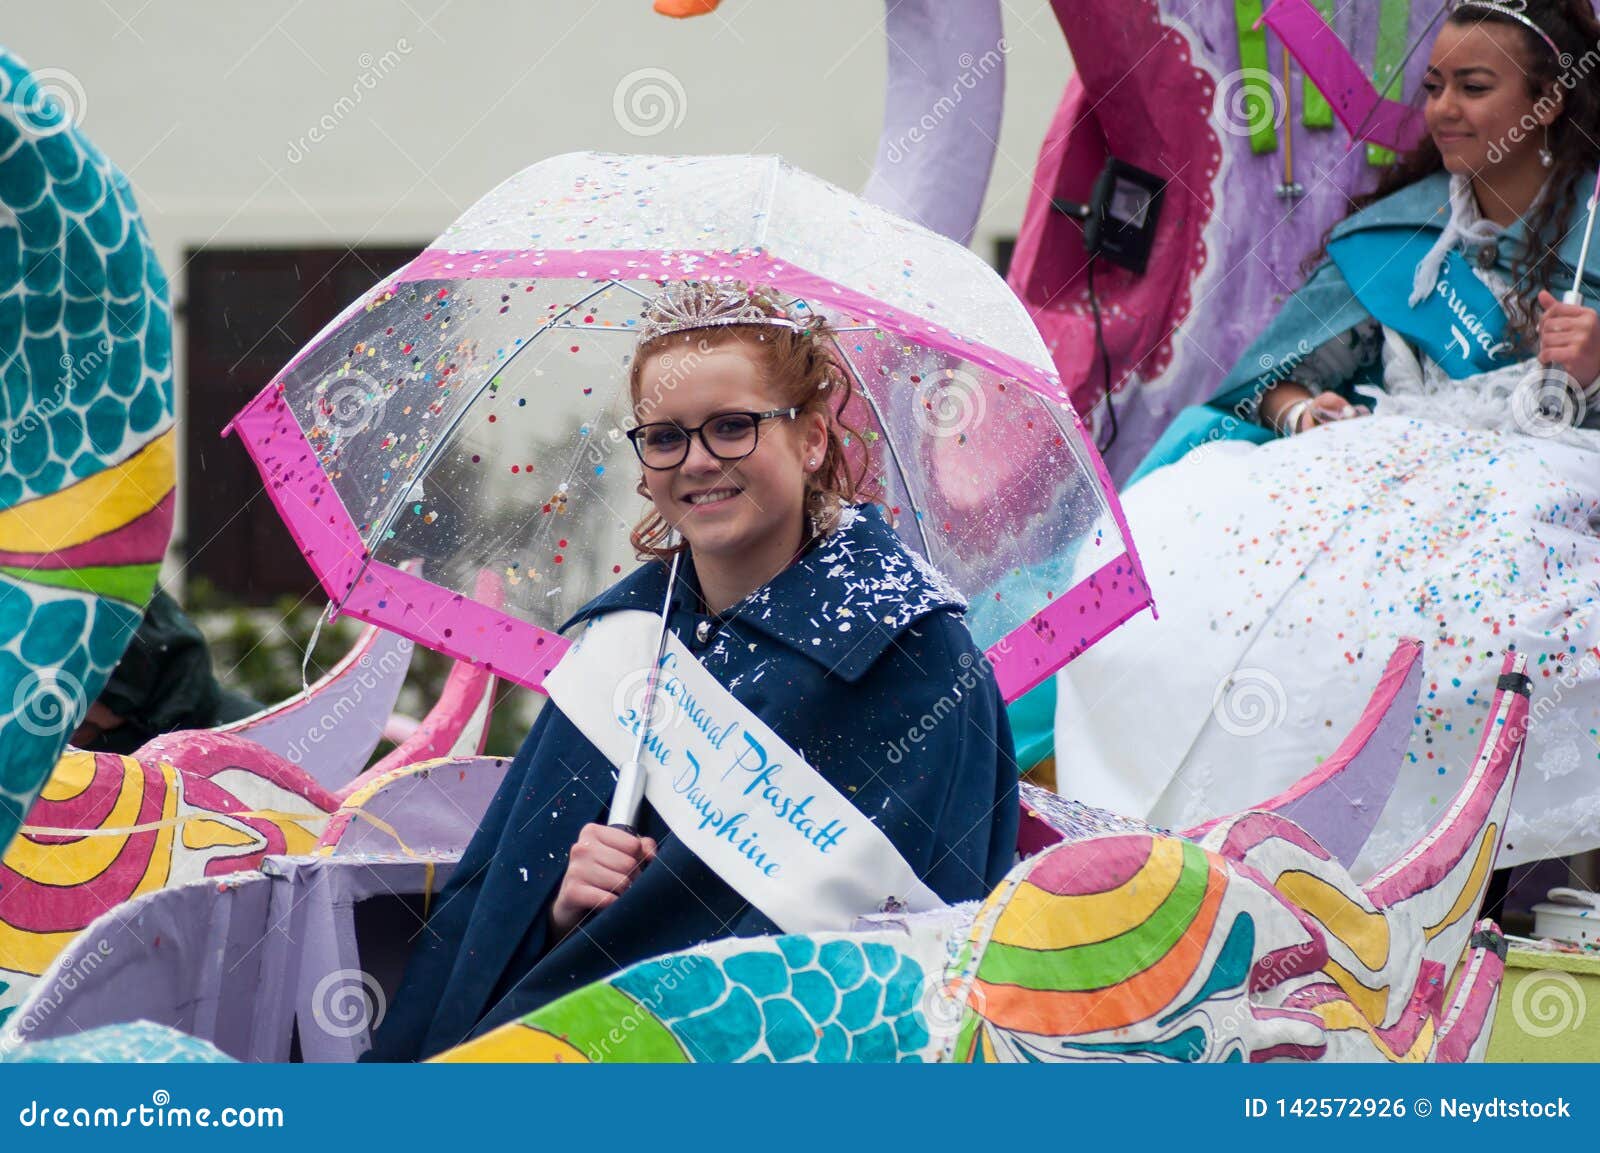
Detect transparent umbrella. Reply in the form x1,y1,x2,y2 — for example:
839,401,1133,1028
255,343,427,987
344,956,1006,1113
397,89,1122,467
226,152,1151,704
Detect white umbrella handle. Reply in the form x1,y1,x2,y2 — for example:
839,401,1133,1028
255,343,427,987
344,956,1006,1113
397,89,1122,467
608,757,648,835
1565,179,1600,306
606,547,682,832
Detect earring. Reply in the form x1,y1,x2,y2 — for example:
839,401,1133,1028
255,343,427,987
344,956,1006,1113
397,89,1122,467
808,458,819,469
1541,126,1554,168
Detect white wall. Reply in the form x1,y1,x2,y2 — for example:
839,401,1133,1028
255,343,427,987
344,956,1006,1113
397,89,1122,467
5,0,1074,575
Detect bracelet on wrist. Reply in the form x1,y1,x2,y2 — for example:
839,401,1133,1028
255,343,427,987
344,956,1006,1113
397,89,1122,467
1277,399,1312,437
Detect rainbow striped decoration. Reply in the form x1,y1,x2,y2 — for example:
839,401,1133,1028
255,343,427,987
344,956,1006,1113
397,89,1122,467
951,835,1250,1063
0,432,172,605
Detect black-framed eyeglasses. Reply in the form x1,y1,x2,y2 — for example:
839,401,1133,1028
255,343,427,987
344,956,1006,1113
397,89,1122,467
626,408,798,470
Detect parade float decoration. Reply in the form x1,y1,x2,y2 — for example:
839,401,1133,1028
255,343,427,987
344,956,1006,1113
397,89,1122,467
0,0,1562,1062
0,48,176,866
1,639,1530,1063
0,614,498,1029
437,641,1523,1064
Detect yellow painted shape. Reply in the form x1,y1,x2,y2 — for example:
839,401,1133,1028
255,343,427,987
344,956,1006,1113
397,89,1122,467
277,818,321,855
979,1025,1000,1063
0,764,174,976
5,757,146,884
180,816,258,851
1322,958,1391,1026
432,1025,591,1064
130,762,177,898
1314,996,1435,1062
1424,825,1496,943
0,429,174,552
0,917,81,977
39,752,97,802
1276,869,1391,971
991,837,1184,950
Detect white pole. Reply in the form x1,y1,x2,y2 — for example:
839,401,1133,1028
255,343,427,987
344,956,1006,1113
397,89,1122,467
607,547,682,832
1564,174,1600,306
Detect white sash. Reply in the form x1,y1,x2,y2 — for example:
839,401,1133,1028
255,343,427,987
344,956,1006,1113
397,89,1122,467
543,610,945,934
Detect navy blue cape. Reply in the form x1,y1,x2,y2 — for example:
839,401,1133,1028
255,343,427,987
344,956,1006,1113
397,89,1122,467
367,504,1019,1061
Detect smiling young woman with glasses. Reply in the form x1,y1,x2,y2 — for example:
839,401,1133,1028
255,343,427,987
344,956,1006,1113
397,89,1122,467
367,281,1020,1061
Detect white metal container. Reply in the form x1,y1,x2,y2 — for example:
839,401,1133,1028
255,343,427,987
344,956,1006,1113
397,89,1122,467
1531,887,1600,944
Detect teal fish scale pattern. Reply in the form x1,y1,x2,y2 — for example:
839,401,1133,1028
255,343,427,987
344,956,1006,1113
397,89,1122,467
0,49,174,851
612,935,932,1062
1,1021,231,1063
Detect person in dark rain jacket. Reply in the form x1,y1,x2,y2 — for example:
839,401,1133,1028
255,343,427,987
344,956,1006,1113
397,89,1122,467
367,281,1018,1062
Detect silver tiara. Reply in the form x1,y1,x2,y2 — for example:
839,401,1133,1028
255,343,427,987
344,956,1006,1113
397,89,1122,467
1454,0,1562,59
636,280,804,344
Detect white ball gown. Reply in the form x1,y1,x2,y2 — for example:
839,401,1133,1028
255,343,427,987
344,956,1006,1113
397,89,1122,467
1057,335,1600,875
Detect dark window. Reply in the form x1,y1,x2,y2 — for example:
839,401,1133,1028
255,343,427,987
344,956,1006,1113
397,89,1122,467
182,246,421,605
993,235,1016,279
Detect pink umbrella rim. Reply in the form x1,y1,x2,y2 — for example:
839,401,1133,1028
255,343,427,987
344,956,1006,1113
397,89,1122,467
225,246,1156,701
227,384,1151,702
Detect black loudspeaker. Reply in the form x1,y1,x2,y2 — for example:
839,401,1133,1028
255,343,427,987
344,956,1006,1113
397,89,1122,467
1051,156,1167,275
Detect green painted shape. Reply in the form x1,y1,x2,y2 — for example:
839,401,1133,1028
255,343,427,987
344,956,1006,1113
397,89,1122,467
954,1013,983,1063
1235,0,1280,155
522,981,689,1063
975,840,1210,993
0,562,160,606
1302,0,1336,128
1488,948,1600,1062
1368,0,1411,166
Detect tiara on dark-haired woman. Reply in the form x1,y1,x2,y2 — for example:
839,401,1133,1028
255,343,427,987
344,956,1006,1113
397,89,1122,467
1454,0,1563,59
